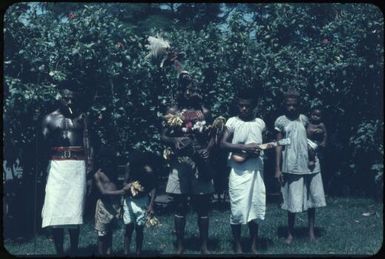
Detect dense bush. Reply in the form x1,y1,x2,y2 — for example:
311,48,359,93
3,2,383,237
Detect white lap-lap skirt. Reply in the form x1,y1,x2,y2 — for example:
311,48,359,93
122,196,148,226
229,161,266,225
281,172,326,213
41,160,86,228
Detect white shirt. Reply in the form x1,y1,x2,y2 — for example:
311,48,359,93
225,116,265,170
274,114,319,174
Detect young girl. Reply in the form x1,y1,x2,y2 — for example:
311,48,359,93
122,151,157,256
274,89,326,244
221,88,266,254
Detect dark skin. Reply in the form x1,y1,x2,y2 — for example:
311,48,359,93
161,84,214,157
275,96,316,244
160,84,213,254
42,88,93,256
94,169,130,255
220,97,261,254
307,109,327,148
307,109,327,170
123,163,156,256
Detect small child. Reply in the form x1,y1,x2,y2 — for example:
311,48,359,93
307,108,327,171
93,147,130,255
122,151,157,256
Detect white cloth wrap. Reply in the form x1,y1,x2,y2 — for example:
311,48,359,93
229,160,266,224
122,196,149,226
41,160,86,228
281,172,326,213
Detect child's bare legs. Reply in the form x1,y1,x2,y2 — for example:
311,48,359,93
308,208,316,241
231,224,243,253
308,145,316,171
98,235,106,255
106,231,113,255
98,232,112,255
248,220,258,254
124,223,134,255
135,225,144,255
285,212,295,244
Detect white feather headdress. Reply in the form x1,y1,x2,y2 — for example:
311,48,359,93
145,35,171,60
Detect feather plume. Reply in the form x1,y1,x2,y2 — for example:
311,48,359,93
145,35,171,60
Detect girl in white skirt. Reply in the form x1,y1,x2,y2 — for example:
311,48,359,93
274,88,326,244
221,89,266,254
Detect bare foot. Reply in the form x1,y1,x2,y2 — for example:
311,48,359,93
251,246,258,254
309,233,317,242
284,234,293,244
176,246,184,255
201,247,210,255
234,244,243,254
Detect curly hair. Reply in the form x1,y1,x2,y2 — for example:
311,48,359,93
284,88,300,99
128,151,158,172
94,145,119,181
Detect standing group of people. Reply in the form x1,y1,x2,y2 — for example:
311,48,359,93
40,72,327,256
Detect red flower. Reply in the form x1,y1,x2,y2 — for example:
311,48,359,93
322,38,330,44
68,13,76,20
185,122,193,129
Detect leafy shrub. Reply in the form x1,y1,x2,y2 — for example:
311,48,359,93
3,4,384,229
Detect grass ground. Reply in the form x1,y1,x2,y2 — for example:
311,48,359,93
3,197,383,256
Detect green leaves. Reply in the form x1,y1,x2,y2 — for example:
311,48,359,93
3,3,384,190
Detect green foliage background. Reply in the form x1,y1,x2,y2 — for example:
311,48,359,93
3,3,384,237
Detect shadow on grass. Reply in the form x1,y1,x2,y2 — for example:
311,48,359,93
74,244,96,256
113,249,164,256
277,226,325,239
239,236,274,253
174,235,220,252
212,201,231,212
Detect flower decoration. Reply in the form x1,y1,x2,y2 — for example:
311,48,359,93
322,38,330,44
164,113,183,127
68,13,76,20
192,120,207,133
130,181,144,197
163,147,173,160
145,215,160,227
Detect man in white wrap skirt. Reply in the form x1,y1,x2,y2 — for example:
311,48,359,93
41,81,93,255
221,88,266,254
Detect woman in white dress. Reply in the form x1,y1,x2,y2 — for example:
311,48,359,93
221,89,266,254
274,88,326,244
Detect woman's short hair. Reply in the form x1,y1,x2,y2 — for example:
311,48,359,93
284,88,300,99
237,88,259,103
